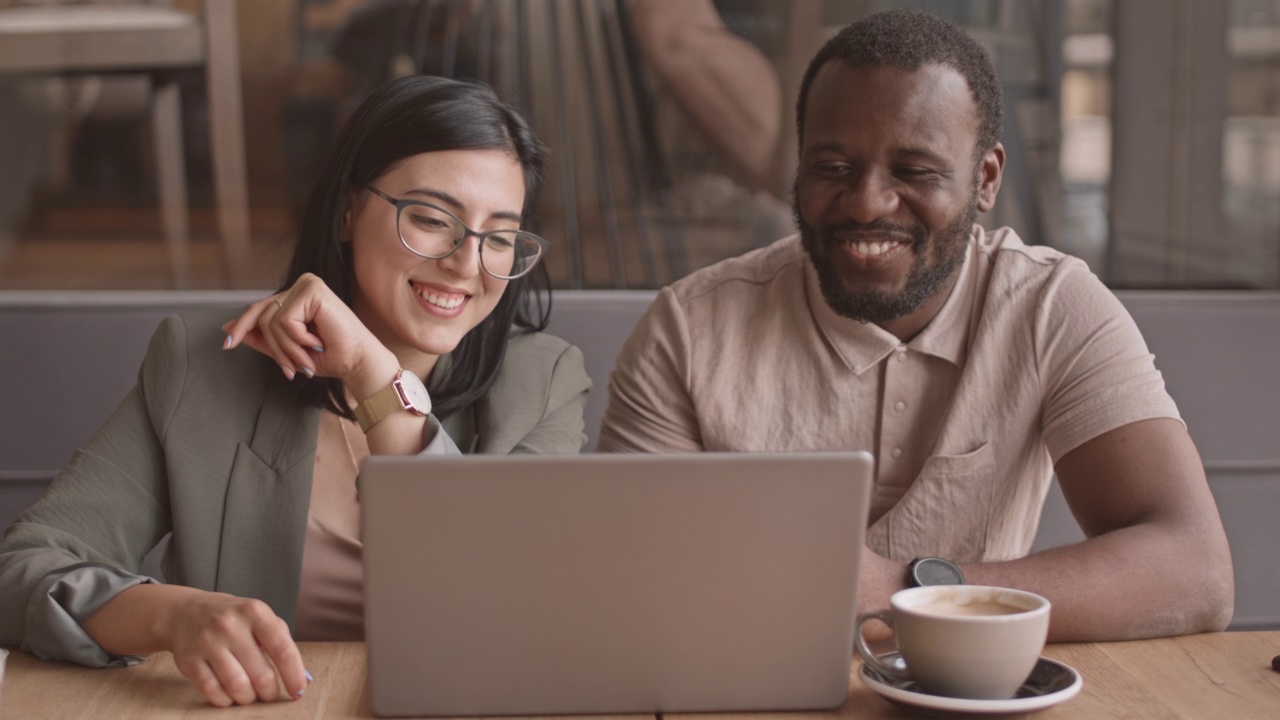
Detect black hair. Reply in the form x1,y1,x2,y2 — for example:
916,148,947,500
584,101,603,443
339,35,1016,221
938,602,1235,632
282,75,551,421
795,9,1004,159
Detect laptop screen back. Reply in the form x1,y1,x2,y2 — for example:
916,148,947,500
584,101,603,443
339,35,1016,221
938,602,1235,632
361,452,873,717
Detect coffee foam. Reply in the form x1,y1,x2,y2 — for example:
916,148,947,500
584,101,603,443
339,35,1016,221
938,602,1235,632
904,589,1039,616
917,598,1024,616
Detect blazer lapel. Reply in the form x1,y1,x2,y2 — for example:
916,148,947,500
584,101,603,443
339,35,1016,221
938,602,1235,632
215,374,319,627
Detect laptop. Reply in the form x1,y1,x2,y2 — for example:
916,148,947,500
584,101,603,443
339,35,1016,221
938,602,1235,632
360,451,874,717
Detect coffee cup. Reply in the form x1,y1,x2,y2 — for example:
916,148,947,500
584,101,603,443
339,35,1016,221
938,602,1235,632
854,585,1050,700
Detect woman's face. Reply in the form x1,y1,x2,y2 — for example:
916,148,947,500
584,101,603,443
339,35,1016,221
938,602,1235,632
347,148,526,371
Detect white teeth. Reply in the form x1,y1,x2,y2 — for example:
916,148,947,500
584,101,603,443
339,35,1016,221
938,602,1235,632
852,241,895,256
414,286,465,310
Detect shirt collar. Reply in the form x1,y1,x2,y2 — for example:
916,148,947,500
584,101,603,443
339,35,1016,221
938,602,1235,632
908,226,978,366
804,226,978,373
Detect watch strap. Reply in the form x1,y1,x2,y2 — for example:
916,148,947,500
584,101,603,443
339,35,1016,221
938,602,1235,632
354,382,405,432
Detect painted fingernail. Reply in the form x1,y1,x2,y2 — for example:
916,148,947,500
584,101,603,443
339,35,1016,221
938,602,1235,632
300,366,314,379
293,688,305,700
306,670,314,683
310,346,325,354
283,367,295,381
222,335,233,350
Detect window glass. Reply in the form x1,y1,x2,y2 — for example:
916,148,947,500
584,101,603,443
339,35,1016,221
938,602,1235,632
0,1,1273,291
1225,0,1280,288
1061,0,1112,275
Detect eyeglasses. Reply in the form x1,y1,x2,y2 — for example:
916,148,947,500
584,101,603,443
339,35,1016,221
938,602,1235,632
365,186,548,280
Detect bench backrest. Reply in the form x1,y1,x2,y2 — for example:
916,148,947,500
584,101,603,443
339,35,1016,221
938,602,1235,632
2,289,1277,628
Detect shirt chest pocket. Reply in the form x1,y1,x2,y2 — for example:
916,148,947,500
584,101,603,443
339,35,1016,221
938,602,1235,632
866,442,995,563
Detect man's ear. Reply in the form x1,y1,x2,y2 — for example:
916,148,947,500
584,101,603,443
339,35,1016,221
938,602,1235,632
976,142,1005,213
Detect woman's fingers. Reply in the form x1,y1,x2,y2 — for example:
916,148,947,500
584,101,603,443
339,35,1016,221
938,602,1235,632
206,648,263,706
256,300,299,379
221,296,274,350
232,640,285,703
224,295,316,380
171,596,309,706
259,615,309,700
222,274,372,383
279,316,327,356
224,275,345,376
221,296,279,364
180,656,236,708
225,602,300,703
266,296,328,374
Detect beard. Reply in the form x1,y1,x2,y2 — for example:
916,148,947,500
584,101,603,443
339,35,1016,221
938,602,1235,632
797,189,978,325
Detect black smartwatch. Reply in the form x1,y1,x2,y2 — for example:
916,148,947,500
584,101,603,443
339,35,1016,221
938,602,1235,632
907,556,965,587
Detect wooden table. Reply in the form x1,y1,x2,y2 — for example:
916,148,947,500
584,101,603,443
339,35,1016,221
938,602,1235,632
3,632,1278,719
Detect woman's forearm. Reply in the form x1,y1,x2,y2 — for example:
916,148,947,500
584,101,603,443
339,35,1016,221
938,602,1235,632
81,583,198,655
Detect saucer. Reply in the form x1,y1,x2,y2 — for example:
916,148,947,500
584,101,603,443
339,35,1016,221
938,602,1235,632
859,653,1082,716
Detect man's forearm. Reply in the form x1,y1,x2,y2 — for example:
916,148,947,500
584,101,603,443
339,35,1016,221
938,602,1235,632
859,520,1232,643
957,522,1234,642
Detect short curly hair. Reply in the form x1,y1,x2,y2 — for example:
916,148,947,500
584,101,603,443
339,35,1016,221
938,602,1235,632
796,9,1004,159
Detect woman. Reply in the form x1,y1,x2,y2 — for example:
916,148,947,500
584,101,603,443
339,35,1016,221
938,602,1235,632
0,76,590,706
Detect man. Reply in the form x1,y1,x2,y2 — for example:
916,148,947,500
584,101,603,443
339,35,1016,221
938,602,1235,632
629,0,783,194
598,9,1233,641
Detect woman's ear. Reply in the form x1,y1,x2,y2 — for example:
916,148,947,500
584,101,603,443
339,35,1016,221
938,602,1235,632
342,188,359,242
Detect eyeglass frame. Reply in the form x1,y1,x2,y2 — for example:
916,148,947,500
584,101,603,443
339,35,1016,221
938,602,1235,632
363,185,549,280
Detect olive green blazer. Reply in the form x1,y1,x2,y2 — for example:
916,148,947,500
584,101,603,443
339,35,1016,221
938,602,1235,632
0,309,591,650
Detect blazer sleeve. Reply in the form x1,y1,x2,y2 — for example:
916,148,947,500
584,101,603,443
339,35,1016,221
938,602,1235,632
509,342,590,454
0,316,187,664
471,333,591,454
418,415,463,455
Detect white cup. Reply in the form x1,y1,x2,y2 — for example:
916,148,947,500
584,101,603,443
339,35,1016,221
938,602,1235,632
855,585,1050,700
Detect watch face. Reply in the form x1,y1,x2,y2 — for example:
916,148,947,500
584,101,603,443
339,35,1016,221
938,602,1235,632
394,370,432,415
912,557,965,586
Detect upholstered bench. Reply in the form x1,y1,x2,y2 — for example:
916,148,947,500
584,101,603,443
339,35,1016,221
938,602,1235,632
2,290,1277,628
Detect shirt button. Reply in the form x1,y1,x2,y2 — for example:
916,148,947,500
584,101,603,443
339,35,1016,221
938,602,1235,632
895,350,907,362
893,401,906,413
891,447,903,459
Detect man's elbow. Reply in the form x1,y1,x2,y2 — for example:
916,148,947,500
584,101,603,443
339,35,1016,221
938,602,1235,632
1169,541,1234,634
1191,562,1235,633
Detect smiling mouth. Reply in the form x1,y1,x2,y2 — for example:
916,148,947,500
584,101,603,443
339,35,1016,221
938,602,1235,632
847,239,905,256
411,282,467,310
834,234,914,262
831,228,917,256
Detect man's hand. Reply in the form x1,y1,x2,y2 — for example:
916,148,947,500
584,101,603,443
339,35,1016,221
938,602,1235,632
857,546,906,643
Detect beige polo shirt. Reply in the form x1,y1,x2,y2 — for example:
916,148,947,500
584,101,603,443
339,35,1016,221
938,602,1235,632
598,227,1181,562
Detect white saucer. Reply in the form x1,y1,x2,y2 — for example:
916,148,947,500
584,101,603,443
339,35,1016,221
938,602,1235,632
859,653,1083,716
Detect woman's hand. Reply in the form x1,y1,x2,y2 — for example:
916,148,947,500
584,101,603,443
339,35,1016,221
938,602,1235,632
166,591,309,706
221,273,397,389
83,584,310,706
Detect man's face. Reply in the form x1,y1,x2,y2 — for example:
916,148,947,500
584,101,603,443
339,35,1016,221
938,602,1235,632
795,62,1002,331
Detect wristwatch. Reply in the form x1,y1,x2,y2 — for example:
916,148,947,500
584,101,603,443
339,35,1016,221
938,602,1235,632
907,556,965,587
353,369,431,432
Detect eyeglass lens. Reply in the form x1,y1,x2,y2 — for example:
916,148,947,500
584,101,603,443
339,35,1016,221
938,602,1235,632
399,204,542,278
